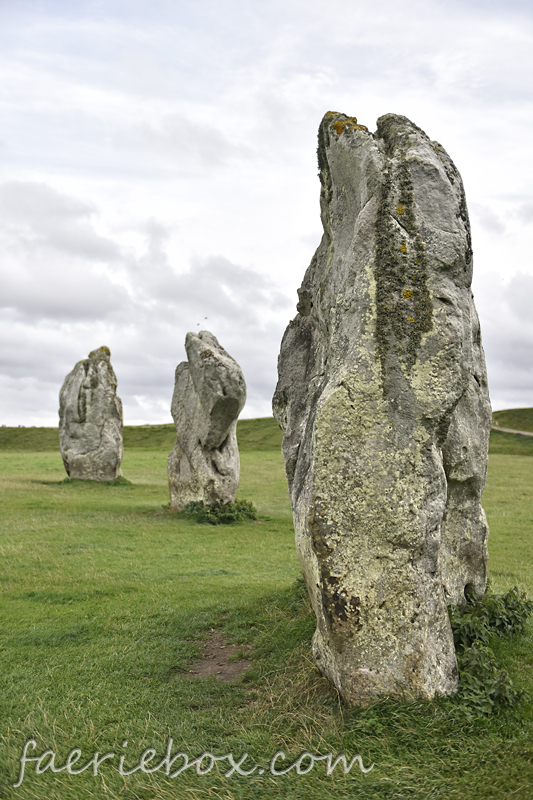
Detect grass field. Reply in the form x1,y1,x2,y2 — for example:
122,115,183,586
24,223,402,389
1,417,532,800
493,407,533,434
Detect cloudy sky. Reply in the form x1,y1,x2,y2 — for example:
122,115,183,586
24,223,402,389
1,0,532,426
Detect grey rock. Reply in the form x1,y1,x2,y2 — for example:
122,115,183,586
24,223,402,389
273,112,491,705
59,346,123,481
440,322,491,604
168,331,246,509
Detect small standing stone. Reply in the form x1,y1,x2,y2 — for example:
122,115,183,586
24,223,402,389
59,346,124,481
168,331,246,509
273,112,491,705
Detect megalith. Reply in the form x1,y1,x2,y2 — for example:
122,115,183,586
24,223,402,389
168,331,246,509
272,112,491,704
59,346,124,481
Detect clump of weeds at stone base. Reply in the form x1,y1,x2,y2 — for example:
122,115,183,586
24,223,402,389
182,499,258,524
445,585,533,716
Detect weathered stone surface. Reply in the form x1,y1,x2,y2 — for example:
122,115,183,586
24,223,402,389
168,331,246,509
59,346,123,481
440,331,491,604
272,112,491,705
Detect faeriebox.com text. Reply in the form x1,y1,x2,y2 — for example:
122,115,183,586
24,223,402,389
14,738,374,787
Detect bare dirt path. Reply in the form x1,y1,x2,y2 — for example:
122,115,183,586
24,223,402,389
491,425,533,437
177,630,253,682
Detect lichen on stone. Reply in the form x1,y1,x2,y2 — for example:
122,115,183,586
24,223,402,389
168,331,246,510
59,346,123,481
273,109,491,706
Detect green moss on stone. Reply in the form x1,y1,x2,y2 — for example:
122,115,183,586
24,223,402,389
374,147,433,383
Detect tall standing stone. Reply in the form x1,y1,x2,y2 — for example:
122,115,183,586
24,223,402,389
59,346,124,481
168,331,246,509
273,112,491,705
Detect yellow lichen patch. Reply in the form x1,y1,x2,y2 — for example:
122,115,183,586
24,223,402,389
414,258,420,265
400,242,407,253
333,120,348,135
332,115,368,136
406,317,415,324
403,289,414,300
396,204,405,215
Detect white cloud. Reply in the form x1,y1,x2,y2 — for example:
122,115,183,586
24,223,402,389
515,204,533,224
0,181,121,260
470,203,507,236
0,181,127,320
474,271,533,410
0,0,533,424
0,182,294,424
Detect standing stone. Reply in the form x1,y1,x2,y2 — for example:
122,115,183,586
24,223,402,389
168,331,246,509
440,333,491,604
272,112,491,705
59,346,124,481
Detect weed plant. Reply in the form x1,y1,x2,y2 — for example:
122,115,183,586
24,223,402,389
450,586,533,649
447,586,533,716
182,499,258,525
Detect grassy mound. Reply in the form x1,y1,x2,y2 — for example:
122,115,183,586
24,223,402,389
5,415,533,458
492,407,533,433
0,417,283,453
489,429,533,457
123,423,176,449
0,426,59,451
236,416,283,451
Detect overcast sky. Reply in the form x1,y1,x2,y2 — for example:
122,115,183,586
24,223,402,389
1,0,532,426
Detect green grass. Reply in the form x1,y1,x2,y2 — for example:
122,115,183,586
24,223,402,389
123,423,176,450
493,407,533,433
489,429,533,457
236,416,283,451
0,417,283,453
0,426,60,451
3,413,531,456
0,424,178,452
0,418,532,799
480,454,533,596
